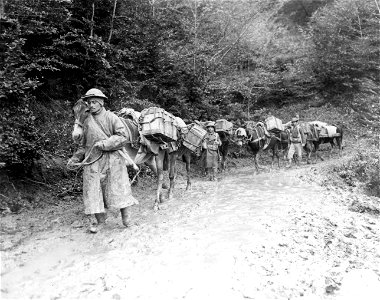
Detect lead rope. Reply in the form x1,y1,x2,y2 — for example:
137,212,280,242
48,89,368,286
66,144,103,171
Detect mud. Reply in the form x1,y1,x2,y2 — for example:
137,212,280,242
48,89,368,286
1,160,380,299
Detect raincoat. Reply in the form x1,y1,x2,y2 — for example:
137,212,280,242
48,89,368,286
70,108,138,214
202,132,222,168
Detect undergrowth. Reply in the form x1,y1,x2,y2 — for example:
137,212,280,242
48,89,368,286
336,142,380,198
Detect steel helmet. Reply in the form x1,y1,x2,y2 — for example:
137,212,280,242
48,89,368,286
83,88,108,100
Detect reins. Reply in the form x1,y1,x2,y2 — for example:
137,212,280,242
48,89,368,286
66,144,103,171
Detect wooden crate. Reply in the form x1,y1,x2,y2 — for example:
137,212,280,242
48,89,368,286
182,124,207,155
139,107,178,143
215,119,233,134
265,116,284,133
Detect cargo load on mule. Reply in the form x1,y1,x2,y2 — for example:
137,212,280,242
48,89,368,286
139,107,178,143
215,119,234,135
265,116,284,133
182,123,207,156
309,121,340,138
301,122,319,141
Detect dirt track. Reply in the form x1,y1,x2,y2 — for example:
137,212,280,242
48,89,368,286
1,159,380,299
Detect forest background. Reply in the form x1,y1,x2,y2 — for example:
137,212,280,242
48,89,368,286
0,0,379,188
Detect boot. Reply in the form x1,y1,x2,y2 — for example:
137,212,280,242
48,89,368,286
212,168,218,181
285,160,292,168
89,213,106,233
121,207,132,227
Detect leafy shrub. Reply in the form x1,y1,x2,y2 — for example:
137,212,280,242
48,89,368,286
0,21,42,175
337,145,380,197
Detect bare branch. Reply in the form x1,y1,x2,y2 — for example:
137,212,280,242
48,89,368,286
90,1,95,38
108,0,118,43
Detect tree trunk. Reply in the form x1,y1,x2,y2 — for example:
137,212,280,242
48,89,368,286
0,0,4,19
90,2,95,38
108,0,118,43
193,0,198,74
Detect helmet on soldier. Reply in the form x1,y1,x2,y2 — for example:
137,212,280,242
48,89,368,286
83,88,107,106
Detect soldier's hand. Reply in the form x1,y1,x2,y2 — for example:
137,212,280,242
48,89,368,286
93,141,104,150
67,157,81,169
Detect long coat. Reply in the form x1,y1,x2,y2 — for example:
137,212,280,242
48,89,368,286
202,132,222,168
71,108,138,214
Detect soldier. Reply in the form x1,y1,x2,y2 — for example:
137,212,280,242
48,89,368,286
68,88,138,233
285,116,306,168
202,121,222,181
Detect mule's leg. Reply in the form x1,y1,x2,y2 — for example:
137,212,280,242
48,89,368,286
145,156,157,175
315,144,324,161
221,155,226,172
184,152,192,190
329,141,335,158
308,147,313,164
154,151,165,210
337,138,343,157
168,152,177,201
275,144,281,169
253,153,260,173
304,143,311,164
271,148,276,169
312,142,318,163
312,144,317,163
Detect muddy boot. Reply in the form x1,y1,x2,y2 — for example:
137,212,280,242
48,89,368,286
89,213,106,234
121,207,132,228
285,160,292,168
212,168,218,181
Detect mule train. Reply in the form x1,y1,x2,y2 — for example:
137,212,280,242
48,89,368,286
234,117,343,170
71,100,205,210
70,99,343,209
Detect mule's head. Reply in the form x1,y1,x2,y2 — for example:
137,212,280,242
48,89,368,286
72,99,89,143
234,127,247,147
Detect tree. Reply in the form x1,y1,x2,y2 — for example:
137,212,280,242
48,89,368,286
308,0,380,94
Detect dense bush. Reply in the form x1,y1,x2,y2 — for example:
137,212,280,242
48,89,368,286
1,0,379,175
338,144,380,197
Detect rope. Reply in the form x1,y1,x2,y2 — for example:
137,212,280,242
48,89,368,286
139,116,174,125
130,168,141,185
66,144,103,171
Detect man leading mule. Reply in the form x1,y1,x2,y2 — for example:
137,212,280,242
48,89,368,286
68,88,138,233
284,116,306,168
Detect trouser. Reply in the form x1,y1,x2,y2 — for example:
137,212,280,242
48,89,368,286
207,167,217,180
288,143,302,161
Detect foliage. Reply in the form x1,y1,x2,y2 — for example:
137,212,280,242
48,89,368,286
1,0,379,176
308,0,380,95
337,144,380,197
0,16,41,174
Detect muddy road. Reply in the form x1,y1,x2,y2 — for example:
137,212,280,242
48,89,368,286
1,163,380,299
